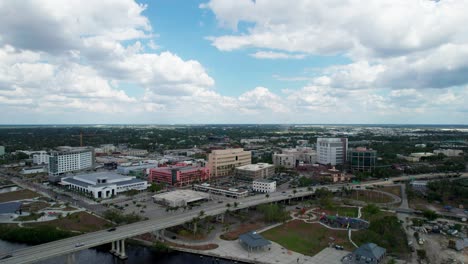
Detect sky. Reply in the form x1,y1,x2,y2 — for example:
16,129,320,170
0,0,467,124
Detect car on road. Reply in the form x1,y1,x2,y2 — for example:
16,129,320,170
335,245,344,250
75,243,85,247
107,227,117,232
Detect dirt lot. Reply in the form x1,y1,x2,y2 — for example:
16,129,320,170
379,186,402,198
0,189,40,203
26,212,111,233
21,201,49,212
262,220,353,256
220,222,265,240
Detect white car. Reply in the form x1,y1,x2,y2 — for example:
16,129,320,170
75,243,85,247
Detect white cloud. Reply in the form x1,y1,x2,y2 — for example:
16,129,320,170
250,51,306,59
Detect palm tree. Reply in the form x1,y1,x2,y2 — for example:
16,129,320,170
199,210,205,218
234,202,238,208
265,194,270,198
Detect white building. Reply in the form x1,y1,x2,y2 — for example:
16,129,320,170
433,149,463,157
20,166,46,175
193,183,249,199
152,190,210,207
252,180,276,193
316,138,348,165
61,172,147,199
33,151,50,165
48,147,94,179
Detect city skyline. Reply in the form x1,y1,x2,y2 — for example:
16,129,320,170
1,0,467,124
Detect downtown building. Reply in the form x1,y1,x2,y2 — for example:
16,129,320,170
316,138,348,165
348,147,377,172
207,148,251,178
148,166,210,187
48,147,94,182
61,172,147,199
32,151,50,165
234,163,275,182
272,147,317,168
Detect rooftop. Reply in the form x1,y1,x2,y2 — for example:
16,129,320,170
353,243,386,259
253,179,276,184
0,202,22,214
236,163,273,171
75,172,129,182
152,190,209,203
239,232,271,248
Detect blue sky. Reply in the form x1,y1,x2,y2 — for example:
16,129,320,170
138,0,350,96
0,0,467,124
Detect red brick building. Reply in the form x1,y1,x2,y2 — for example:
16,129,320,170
148,166,210,187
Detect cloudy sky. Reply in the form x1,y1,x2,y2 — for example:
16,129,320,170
0,0,467,124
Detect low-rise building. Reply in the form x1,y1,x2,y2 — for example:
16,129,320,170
272,153,296,168
252,179,276,193
235,163,274,182
152,190,210,207
122,149,148,156
32,151,50,165
318,167,351,183
193,183,249,199
343,243,386,264
433,149,463,157
117,163,161,176
60,172,147,199
148,166,210,187
20,166,46,175
272,147,317,168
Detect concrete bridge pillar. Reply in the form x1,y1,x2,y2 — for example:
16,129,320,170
66,253,76,264
111,239,128,260
119,239,127,260
110,240,116,253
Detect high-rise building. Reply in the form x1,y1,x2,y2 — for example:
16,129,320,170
48,147,94,181
33,151,50,165
316,138,348,165
0,146,4,156
349,147,377,172
207,148,251,178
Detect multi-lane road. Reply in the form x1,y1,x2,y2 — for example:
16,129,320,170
1,172,466,264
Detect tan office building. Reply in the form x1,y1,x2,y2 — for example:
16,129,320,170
208,148,251,178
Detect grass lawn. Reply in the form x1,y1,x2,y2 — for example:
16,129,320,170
262,220,353,256
0,189,40,203
331,206,359,218
26,212,112,233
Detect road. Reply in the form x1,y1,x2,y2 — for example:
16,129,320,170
1,172,467,264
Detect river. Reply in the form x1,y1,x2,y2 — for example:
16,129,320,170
0,240,242,264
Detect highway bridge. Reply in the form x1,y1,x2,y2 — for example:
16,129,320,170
1,172,466,264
